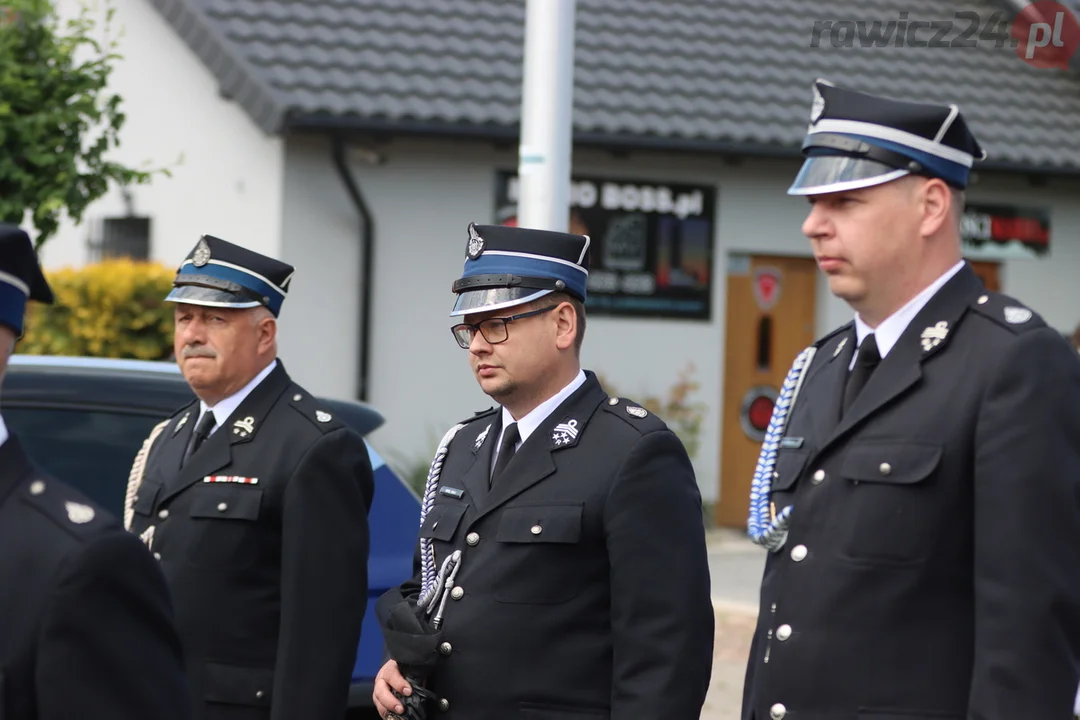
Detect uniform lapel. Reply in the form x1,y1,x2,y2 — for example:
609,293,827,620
479,374,606,518
156,405,198,481
0,433,34,508
818,264,982,457
802,326,855,442
159,363,291,504
457,415,500,511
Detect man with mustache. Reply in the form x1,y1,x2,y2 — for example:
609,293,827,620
372,222,715,719
0,224,189,719
126,235,375,719
741,80,1080,719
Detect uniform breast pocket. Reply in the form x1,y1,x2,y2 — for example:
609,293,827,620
840,440,943,565
418,502,468,555
495,503,584,605
131,480,162,519
185,486,264,571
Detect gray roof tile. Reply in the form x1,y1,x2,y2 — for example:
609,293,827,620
153,0,1080,172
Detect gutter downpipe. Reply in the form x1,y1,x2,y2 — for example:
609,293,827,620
330,135,374,404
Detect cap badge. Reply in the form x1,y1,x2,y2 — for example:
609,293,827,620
1004,306,1032,324
65,501,95,524
920,321,950,352
466,223,485,260
193,237,212,267
810,84,825,124
552,418,579,446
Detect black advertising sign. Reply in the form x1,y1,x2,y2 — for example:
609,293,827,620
961,203,1051,259
493,171,716,320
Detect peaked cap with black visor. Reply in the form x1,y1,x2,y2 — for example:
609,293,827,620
449,222,590,317
788,78,987,196
165,234,295,317
0,224,54,337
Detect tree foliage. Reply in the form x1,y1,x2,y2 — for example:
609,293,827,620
0,0,162,249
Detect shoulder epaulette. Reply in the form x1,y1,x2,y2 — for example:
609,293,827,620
600,396,669,434
288,388,344,433
457,405,498,425
21,476,115,540
970,291,1046,334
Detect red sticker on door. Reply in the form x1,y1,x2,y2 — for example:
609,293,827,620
753,267,781,310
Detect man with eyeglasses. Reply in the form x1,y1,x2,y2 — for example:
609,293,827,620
373,222,715,719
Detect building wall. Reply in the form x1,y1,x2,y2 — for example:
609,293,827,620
40,0,284,271
280,135,1080,503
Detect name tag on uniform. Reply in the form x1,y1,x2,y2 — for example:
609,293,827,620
440,486,464,498
780,437,804,449
203,476,259,484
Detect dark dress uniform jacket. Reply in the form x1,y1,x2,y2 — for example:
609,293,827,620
742,264,1080,720
128,362,375,720
0,432,190,720
393,372,715,719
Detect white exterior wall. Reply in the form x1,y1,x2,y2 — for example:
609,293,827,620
279,135,1080,503
40,0,284,271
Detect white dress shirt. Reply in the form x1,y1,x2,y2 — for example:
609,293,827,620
850,260,965,367
0,413,8,450
491,369,587,472
194,359,278,435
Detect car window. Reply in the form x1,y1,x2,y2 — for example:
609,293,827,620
4,407,163,518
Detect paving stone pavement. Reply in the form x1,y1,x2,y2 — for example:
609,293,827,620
700,607,757,720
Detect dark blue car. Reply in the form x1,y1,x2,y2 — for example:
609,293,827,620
1,355,420,718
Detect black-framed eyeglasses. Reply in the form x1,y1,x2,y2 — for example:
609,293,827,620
450,305,558,349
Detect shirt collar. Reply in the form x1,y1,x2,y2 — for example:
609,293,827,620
0,413,8,450
498,369,587,450
853,260,965,361
198,359,278,434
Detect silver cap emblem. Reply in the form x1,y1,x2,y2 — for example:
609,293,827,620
192,237,212,267
466,223,485,260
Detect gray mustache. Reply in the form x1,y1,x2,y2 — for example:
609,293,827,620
181,346,217,359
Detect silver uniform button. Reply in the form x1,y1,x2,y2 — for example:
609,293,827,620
158,509,170,520
30,480,45,495
217,502,228,512
790,544,808,562
255,690,264,699
812,469,825,484
153,552,162,561
977,295,989,304
776,624,792,641
438,698,450,712
451,586,464,600
879,462,892,475
531,524,542,535
439,641,452,655
770,702,787,719
466,532,480,546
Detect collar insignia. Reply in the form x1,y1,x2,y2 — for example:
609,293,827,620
174,412,190,435
232,416,256,438
920,321,950,352
552,418,580,446
833,336,848,357
474,423,491,450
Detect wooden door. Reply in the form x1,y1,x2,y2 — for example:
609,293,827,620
717,255,818,528
968,260,1000,292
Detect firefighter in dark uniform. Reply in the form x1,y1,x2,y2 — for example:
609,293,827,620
126,235,375,719
741,79,1080,719
0,224,190,719
372,223,715,719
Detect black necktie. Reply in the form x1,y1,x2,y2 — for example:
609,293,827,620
490,422,520,487
842,333,881,416
183,411,217,465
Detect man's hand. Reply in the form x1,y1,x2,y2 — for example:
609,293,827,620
373,659,412,718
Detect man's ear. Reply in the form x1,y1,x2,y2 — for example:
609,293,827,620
553,301,577,352
920,178,952,238
257,315,277,354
